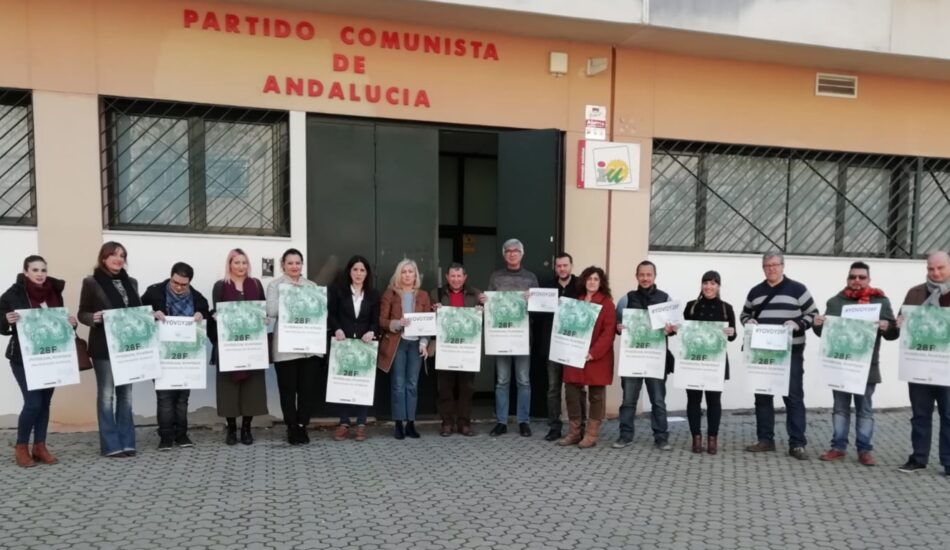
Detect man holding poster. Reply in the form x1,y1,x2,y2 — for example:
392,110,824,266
741,252,818,460
813,262,898,466
896,251,950,475
431,263,481,437
540,253,583,442
480,239,539,438
613,260,676,451
141,262,211,451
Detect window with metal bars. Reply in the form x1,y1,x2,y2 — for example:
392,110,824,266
650,139,950,259
100,97,290,236
0,89,35,226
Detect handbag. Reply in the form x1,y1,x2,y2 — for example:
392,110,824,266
75,336,93,371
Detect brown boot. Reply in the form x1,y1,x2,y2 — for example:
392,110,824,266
692,435,704,454
332,424,349,441
31,442,58,465
457,418,474,437
14,444,36,468
707,436,718,455
354,425,367,441
557,420,583,446
440,419,454,437
578,420,601,449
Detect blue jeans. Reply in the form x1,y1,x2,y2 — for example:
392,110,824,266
495,355,531,424
830,384,875,452
754,347,806,448
10,361,54,444
619,376,668,443
338,405,368,426
391,338,423,421
908,382,950,467
93,359,136,455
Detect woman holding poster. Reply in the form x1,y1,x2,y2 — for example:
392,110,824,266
558,267,615,449
681,271,737,455
378,259,432,440
328,255,380,442
211,248,268,446
1,255,76,467
266,248,321,446
78,242,148,458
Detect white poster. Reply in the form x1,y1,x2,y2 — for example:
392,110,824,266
617,309,666,379
527,288,559,313
435,307,483,372
103,306,162,386
216,301,269,372
15,307,81,391
743,324,792,396
548,297,602,369
483,291,530,356
673,320,728,392
647,301,683,330
326,339,378,406
276,284,328,355
750,325,790,351
159,316,199,343
155,319,207,390
818,316,877,395
898,305,950,387
404,312,438,337
841,303,882,322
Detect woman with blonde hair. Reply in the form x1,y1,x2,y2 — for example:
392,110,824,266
211,248,268,446
378,259,431,439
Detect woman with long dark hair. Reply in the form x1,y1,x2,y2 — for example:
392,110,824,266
327,255,380,442
1,255,76,467
559,266,616,449
78,241,149,457
266,248,321,445
682,270,736,455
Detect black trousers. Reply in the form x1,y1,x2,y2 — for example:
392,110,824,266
686,390,722,437
274,356,319,427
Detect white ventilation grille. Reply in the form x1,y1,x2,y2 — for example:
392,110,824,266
816,73,858,98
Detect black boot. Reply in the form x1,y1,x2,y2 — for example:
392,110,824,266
405,421,421,439
225,418,238,446
297,424,310,445
287,424,298,445
240,417,253,445
394,420,405,440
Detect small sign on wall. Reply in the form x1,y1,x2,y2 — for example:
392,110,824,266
577,139,640,191
584,105,607,141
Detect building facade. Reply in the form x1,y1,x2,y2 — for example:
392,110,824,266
2,0,949,428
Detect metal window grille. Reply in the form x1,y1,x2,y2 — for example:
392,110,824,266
0,89,36,226
650,139,950,259
100,97,290,236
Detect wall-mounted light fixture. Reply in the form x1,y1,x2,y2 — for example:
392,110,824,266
586,57,608,77
549,52,568,77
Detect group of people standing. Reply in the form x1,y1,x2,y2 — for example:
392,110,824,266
3,239,950,479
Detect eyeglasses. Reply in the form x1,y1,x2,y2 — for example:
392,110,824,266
503,249,522,255
762,263,783,268
847,274,868,280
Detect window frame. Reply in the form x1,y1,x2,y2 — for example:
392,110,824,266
100,97,290,237
0,88,37,227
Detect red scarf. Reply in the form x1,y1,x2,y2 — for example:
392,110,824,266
25,279,62,308
842,287,885,304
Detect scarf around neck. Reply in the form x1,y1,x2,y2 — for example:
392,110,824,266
24,278,62,308
842,287,885,304
924,278,950,306
93,267,140,309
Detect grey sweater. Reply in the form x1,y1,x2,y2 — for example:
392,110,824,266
487,267,539,292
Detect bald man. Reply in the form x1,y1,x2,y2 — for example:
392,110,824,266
897,251,950,476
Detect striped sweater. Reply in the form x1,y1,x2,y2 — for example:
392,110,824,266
740,276,818,347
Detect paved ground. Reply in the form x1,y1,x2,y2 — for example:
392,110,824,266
3,409,949,550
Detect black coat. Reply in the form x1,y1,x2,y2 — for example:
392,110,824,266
141,279,212,319
327,284,380,339
0,275,67,363
78,274,140,360
683,297,737,380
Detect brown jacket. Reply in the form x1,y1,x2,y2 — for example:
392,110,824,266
902,283,950,308
377,288,432,373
